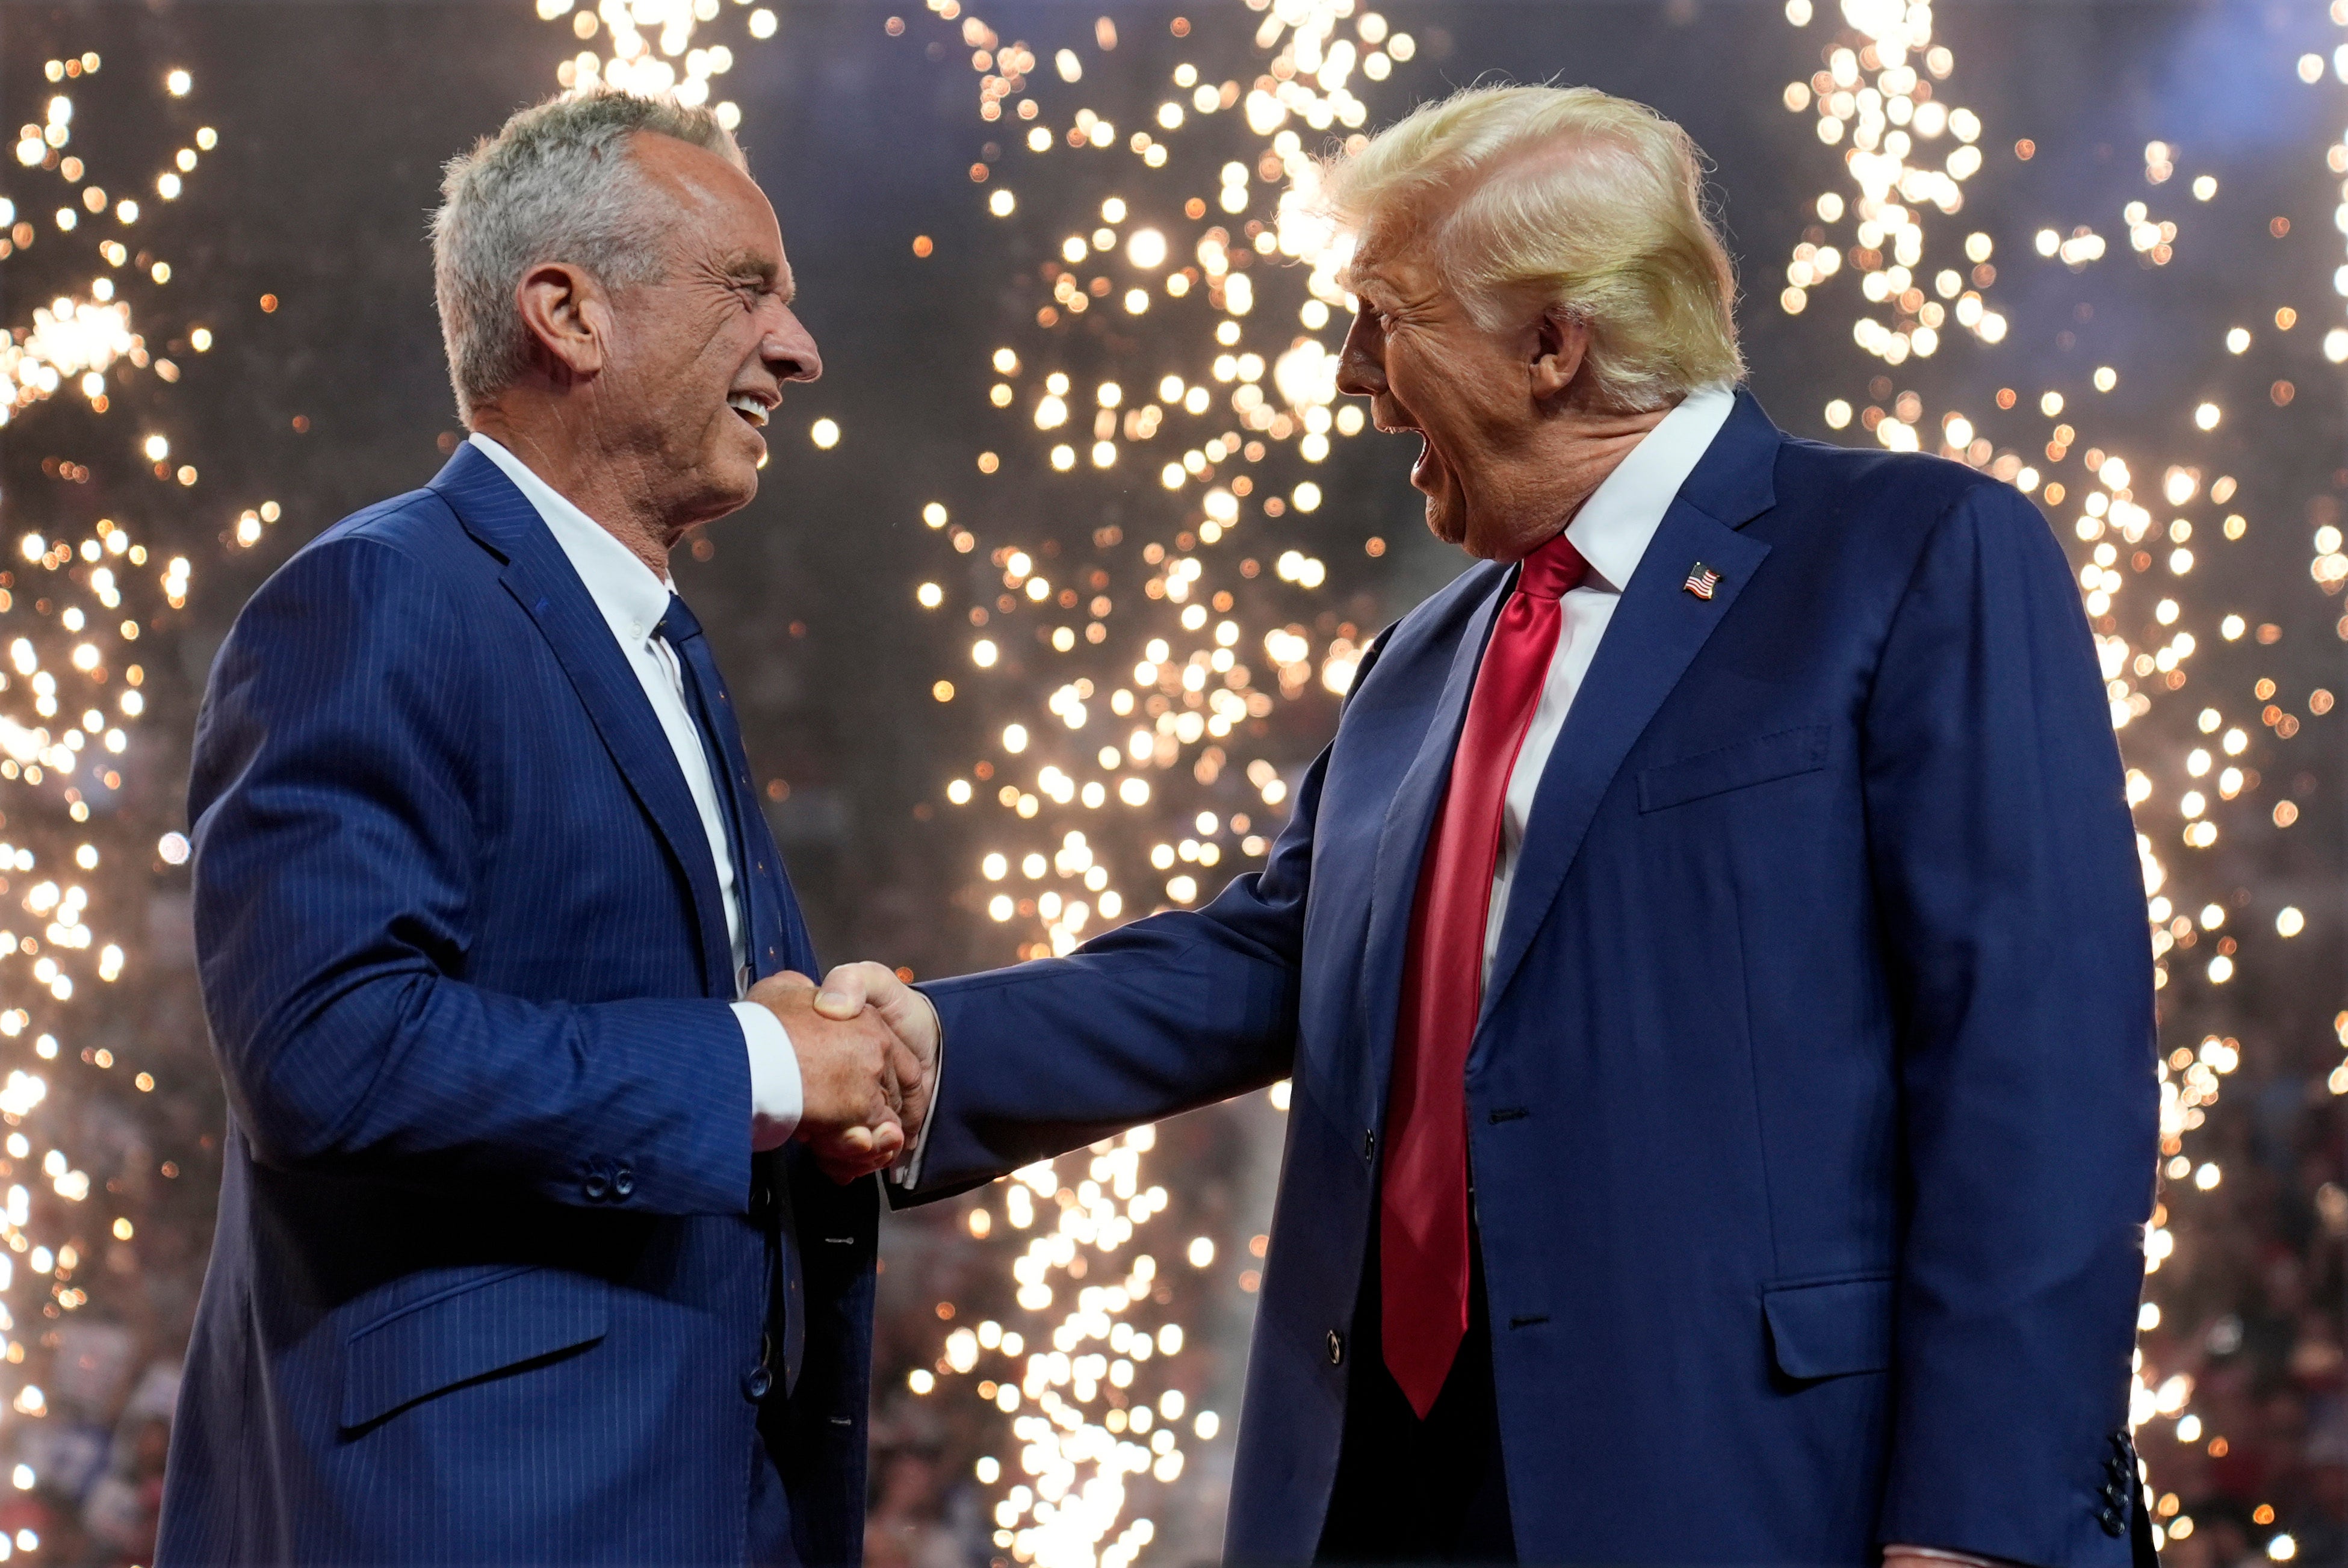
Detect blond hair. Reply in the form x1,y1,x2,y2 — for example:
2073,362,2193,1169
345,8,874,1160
1322,84,1742,409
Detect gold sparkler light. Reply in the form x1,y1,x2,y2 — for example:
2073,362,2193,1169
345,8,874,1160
1782,1,2345,1551
2,60,220,429
0,46,248,1495
878,5,1415,1560
538,0,757,125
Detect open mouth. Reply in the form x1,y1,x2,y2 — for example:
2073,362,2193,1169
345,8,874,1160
1410,433,1440,491
726,391,770,429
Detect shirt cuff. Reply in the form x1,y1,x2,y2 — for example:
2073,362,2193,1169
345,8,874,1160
1885,1546,2010,1567
734,1000,801,1152
890,988,944,1189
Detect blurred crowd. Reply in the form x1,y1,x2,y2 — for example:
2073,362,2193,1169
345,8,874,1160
2140,1006,2347,1563
0,934,219,1568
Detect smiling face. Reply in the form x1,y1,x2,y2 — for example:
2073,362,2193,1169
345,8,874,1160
1336,215,1573,560
597,132,822,539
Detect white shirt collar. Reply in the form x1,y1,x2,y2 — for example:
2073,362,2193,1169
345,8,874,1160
1561,383,1739,592
468,432,675,644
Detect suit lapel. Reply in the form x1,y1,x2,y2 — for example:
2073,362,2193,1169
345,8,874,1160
431,445,735,998
1476,391,1782,1023
1342,568,1508,1126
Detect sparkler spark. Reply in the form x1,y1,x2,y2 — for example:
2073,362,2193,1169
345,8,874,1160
875,4,1420,1559
540,0,754,125
0,45,245,1494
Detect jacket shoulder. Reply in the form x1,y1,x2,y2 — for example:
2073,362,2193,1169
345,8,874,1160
1767,435,2055,573
302,485,471,567
1773,434,2019,520
253,485,503,607
221,488,502,674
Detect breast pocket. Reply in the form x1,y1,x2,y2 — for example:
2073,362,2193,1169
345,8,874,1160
1761,1271,1894,1382
1638,725,1832,813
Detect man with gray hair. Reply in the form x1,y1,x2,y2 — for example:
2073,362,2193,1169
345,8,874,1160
829,84,2158,1563
159,89,918,1565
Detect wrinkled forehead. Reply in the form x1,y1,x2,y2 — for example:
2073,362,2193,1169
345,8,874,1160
636,132,786,258
1343,204,1427,286
1337,208,1441,299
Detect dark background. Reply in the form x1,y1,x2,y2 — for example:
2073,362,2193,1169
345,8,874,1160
0,1,2340,1563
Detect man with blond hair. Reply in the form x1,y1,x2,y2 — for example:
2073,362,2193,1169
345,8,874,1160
831,83,2158,1563
160,90,922,1565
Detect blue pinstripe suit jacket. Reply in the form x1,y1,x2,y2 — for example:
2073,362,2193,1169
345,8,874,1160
158,444,873,1566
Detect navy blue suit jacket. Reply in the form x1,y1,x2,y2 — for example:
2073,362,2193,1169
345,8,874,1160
160,445,873,1566
906,394,2158,1564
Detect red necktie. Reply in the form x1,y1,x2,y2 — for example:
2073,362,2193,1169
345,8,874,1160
1381,528,1588,1419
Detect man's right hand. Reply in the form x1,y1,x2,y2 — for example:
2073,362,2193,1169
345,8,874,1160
746,970,908,1183
810,962,940,1151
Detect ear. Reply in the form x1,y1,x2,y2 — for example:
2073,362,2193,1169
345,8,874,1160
513,261,612,384
1528,309,1590,402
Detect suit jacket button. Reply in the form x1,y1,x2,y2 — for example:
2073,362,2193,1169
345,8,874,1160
1361,1130,1375,1162
2096,1507,2125,1537
1326,1330,1345,1366
745,1366,773,1401
613,1168,636,1199
583,1171,610,1201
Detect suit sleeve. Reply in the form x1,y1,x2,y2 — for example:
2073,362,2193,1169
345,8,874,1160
899,625,1401,1201
188,533,754,1216
1862,483,2158,1560
899,730,1348,1204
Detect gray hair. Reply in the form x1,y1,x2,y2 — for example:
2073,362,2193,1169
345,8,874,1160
432,89,744,422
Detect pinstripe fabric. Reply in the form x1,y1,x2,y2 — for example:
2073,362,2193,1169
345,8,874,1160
158,445,873,1567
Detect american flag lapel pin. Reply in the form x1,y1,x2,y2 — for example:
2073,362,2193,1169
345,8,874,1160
1682,561,1722,601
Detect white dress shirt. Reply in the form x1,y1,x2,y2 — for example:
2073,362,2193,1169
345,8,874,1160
1482,383,1737,980
469,434,802,1151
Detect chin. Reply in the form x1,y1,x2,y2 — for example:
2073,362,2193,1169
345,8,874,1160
1421,492,1469,550
713,440,764,499
684,463,758,527
714,469,760,513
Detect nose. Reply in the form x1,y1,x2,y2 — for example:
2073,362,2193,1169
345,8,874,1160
1336,308,1384,399
766,306,822,384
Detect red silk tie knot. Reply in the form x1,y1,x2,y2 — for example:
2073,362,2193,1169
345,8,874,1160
1513,528,1588,601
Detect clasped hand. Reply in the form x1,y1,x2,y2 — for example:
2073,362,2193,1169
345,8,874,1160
746,966,939,1184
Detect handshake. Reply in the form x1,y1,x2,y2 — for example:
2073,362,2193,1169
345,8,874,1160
747,962,938,1183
